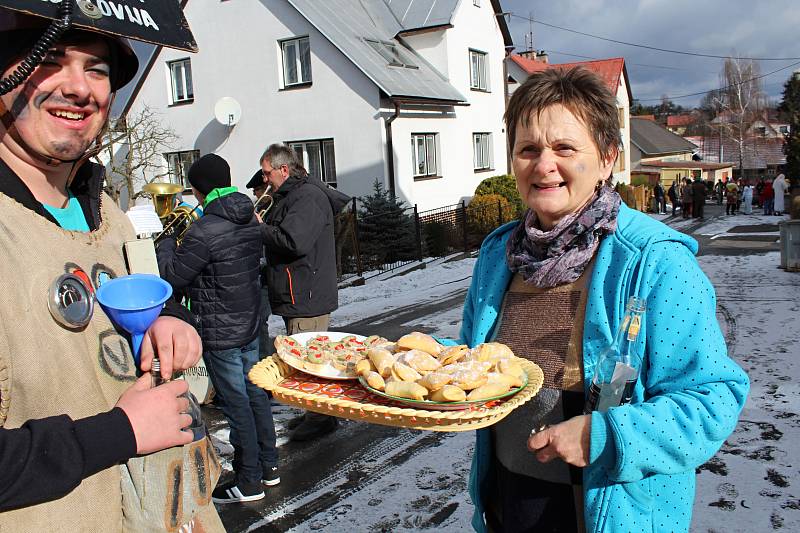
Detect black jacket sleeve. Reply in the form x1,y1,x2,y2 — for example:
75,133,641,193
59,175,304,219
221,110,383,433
260,190,328,256
0,408,137,512
156,227,211,291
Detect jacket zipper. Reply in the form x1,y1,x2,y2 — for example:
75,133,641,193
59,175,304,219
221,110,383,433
286,267,296,305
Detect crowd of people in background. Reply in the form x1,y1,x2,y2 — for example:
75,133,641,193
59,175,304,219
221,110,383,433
660,173,792,218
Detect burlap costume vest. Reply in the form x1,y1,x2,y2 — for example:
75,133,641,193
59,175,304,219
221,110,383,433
0,192,223,532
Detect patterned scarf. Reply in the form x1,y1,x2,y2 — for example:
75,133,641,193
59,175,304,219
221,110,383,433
506,185,621,288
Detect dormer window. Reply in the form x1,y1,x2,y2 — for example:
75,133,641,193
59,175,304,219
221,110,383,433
365,39,418,69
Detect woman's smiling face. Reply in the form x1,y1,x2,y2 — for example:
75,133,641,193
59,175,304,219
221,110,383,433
512,104,616,230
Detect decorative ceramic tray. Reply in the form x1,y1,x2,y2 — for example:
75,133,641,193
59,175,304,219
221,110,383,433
249,356,544,432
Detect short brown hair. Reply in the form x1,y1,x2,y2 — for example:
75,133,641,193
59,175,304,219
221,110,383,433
505,66,621,162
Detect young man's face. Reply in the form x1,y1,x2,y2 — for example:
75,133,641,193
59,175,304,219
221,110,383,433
0,38,112,162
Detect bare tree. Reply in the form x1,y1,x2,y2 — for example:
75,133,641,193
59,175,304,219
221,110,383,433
711,57,767,175
96,106,178,206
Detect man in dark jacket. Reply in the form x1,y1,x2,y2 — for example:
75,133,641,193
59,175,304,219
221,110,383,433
247,170,272,357
692,175,706,218
259,144,347,441
653,178,666,214
158,154,279,504
667,180,679,216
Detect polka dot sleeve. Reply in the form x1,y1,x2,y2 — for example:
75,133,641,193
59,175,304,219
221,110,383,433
595,241,749,483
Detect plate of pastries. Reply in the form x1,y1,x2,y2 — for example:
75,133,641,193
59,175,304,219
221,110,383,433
274,332,370,379
355,332,527,410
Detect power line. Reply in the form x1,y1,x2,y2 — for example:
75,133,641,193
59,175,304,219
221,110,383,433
510,13,800,61
636,59,800,102
546,49,707,72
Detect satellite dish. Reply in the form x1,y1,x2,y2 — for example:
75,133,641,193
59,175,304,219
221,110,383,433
214,97,242,126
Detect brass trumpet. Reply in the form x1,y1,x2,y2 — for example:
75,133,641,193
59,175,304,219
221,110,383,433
254,184,274,219
143,182,201,243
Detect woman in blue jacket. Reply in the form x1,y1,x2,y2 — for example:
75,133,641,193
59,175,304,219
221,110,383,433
462,67,749,532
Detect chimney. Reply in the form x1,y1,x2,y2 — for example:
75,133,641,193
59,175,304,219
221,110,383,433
518,50,536,61
536,50,549,64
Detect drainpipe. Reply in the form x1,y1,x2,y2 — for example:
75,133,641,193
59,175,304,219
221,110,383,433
385,101,401,198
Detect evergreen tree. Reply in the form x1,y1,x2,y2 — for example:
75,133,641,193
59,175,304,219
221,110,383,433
357,180,417,269
779,71,800,189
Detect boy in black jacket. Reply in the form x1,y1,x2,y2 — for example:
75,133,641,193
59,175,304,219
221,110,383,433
158,154,279,503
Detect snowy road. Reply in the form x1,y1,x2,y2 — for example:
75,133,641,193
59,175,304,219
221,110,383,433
210,205,799,532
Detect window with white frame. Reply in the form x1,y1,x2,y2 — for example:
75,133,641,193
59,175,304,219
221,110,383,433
411,133,439,177
469,49,489,91
168,58,193,104
281,37,312,87
288,139,337,187
164,150,200,188
473,133,492,170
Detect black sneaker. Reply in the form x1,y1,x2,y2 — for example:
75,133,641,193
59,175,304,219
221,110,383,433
212,480,265,503
262,466,281,486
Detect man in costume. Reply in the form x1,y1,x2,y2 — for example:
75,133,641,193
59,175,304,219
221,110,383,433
0,2,224,530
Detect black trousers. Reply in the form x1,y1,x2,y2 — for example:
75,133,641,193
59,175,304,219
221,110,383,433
485,459,579,533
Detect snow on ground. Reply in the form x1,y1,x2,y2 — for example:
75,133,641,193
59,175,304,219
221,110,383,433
261,214,799,532
692,252,800,532
698,212,788,237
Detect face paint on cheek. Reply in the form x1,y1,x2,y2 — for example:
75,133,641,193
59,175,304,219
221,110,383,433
575,163,586,174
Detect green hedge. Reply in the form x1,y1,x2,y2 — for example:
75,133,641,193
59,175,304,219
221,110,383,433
474,174,526,216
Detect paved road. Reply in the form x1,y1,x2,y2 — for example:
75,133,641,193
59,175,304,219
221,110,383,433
210,200,776,531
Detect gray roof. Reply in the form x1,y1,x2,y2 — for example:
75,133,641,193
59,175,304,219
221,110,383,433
630,118,697,155
288,0,467,102
383,0,460,30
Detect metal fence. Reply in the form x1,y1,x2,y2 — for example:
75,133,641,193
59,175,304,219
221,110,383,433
335,197,520,282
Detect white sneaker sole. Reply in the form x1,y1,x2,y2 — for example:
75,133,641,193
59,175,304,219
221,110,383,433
212,487,265,504
262,477,281,486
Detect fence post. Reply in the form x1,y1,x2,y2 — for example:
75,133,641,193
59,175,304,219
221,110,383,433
498,199,503,226
413,204,423,262
351,197,363,276
461,200,468,254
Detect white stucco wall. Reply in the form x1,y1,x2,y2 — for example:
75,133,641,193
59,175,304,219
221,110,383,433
614,77,632,184
390,1,508,211
129,0,384,200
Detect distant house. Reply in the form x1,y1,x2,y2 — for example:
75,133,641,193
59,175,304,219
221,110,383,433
125,0,513,211
505,53,632,183
630,117,733,187
665,114,695,136
686,135,785,180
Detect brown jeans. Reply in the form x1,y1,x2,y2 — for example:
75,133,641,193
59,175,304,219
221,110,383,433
283,314,331,335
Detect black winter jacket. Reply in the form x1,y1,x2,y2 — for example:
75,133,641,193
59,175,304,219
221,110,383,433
261,175,342,318
157,191,262,350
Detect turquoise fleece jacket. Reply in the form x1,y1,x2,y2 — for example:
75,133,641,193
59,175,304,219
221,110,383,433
462,204,749,532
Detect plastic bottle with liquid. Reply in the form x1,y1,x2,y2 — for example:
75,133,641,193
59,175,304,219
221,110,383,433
584,296,646,413
151,358,207,442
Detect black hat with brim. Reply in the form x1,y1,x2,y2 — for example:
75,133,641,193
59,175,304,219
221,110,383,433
246,170,265,190
0,1,198,90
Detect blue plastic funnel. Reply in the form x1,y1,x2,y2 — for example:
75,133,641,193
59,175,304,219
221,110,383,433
95,274,173,365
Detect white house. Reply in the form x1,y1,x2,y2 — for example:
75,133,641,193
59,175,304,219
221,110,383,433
124,0,513,211
505,53,633,184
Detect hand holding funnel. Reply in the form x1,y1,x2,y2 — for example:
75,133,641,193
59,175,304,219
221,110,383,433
95,274,173,366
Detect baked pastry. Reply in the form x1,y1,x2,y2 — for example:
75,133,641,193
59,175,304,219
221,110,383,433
399,349,442,373
416,372,451,392
396,332,442,356
365,371,386,391
467,382,511,401
437,345,468,366
368,348,396,378
385,380,428,401
486,371,523,389
355,358,374,377
430,385,467,402
392,361,423,382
